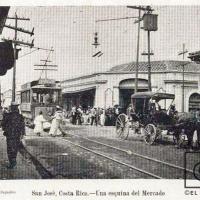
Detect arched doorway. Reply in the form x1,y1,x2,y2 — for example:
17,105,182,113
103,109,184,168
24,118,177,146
189,93,200,111
119,79,148,110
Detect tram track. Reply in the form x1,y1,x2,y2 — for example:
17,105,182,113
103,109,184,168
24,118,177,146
24,126,197,179
59,128,196,179
57,137,162,179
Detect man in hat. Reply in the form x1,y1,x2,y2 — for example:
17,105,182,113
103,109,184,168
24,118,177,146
2,102,25,169
77,106,83,125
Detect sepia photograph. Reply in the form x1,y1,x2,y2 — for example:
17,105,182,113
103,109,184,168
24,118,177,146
0,4,199,192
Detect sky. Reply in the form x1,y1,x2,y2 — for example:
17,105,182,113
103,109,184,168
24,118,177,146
1,5,200,92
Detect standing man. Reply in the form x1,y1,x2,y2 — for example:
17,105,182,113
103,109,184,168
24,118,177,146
2,102,25,169
71,106,77,125
49,106,64,136
77,106,83,125
90,107,97,126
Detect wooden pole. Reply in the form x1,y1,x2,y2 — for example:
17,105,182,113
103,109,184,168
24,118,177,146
135,9,141,93
147,30,151,91
12,13,17,102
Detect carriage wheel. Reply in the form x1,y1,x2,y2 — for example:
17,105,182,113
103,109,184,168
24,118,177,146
115,114,129,140
143,124,157,145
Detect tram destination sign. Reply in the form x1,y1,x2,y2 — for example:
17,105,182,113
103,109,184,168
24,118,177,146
38,79,56,86
21,82,31,90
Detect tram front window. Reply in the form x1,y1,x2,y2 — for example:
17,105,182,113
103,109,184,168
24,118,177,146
32,90,59,105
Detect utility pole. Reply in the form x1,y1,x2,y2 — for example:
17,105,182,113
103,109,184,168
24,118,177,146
12,13,17,102
128,6,156,92
178,43,188,113
96,6,157,93
127,6,146,93
0,81,1,107
141,46,154,90
3,13,34,102
135,9,141,93
147,30,151,91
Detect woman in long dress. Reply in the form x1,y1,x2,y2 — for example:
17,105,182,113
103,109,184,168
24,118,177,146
100,108,105,126
34,111,46,136
49,106,63,136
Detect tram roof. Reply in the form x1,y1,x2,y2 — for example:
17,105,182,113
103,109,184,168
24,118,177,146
20,85,61,92
21,79,60,90
131,92,175,101
31,85,61,90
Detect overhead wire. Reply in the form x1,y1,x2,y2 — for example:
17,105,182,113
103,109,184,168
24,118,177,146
18,48,39,58
39,47,53,80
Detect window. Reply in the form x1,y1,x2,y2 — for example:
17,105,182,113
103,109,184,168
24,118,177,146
21,91,30,103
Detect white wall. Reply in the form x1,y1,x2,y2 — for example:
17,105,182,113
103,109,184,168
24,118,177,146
62,70,200,112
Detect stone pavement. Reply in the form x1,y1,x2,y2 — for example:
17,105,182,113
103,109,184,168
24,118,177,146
0,129,40,179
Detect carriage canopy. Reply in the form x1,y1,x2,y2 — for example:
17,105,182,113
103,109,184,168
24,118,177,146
131,92,175,102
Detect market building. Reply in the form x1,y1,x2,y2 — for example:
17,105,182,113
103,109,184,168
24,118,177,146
61,60,200,112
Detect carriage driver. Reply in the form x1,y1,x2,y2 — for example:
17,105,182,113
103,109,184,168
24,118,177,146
127,104,140,131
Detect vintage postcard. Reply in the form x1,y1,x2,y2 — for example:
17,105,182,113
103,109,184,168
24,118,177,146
0,1,199,199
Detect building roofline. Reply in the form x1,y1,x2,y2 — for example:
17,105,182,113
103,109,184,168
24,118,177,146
62,70,200,83
61,73,101,83
61,60,200,83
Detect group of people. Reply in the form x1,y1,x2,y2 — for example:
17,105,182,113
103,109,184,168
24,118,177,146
1,100,200,171
69,105,122,126
70,106,105,126
0,103,121,170
33,105,65,137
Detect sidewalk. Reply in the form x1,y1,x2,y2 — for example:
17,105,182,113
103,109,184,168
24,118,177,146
0,130,41,179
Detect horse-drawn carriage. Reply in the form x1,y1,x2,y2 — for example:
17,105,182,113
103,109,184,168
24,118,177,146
116,92,200,147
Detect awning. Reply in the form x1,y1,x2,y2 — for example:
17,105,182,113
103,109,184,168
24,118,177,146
62,86,96,94
119,79,148,89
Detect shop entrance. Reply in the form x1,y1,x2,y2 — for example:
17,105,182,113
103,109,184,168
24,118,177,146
62,88,96,111
189,93,200,111
119,79,148,112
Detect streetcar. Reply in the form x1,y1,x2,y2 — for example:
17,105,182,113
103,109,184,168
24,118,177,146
20,78,62,127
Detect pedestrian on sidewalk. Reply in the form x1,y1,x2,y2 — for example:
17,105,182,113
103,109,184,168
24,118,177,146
71,106,77,125
100,108,105,126
49,106,64,137
77,106,83,125
90,107,97,126
33,111,46,136
1,102,25,169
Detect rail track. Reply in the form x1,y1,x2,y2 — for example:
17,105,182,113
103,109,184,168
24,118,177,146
58,128,196,179
25,126,196,179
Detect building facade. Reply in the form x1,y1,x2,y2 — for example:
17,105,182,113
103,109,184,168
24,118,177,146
2,89,21,108
61,60,200,112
